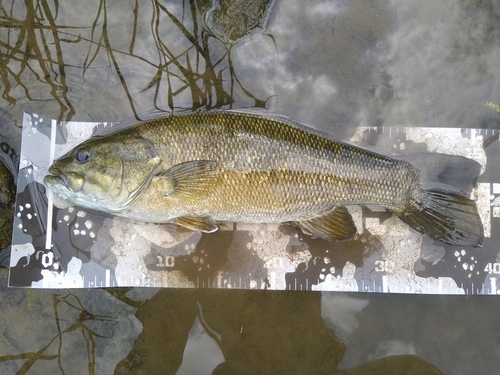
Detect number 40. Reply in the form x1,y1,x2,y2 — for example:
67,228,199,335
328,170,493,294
484,263,500,274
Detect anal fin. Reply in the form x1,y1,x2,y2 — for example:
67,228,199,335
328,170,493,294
298,206,357,241
171,216,218,233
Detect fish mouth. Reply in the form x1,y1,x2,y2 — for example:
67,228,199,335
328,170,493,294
45,167,84,192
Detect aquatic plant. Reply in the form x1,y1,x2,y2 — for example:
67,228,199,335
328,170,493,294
0,0,269,122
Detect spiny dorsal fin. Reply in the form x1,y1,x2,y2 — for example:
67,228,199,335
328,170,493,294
157,160,220,199
171,216,218,233
298,206,357,241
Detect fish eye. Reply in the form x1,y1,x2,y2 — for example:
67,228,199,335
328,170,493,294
75,149,90,163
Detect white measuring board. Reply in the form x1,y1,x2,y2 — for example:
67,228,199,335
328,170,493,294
8,112,500,294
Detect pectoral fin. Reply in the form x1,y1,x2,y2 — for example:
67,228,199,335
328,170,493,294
157,160,220,199
298,206,357,241
171,216,218,233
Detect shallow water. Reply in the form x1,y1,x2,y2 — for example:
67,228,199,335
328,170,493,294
1,0,500,374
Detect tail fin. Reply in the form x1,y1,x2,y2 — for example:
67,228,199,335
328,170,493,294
396,189,484,247
395,153,484,247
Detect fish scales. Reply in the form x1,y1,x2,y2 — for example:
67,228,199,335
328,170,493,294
45,110,484,246
130,112,417,222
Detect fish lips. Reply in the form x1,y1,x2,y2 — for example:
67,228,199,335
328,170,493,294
45,167,85,193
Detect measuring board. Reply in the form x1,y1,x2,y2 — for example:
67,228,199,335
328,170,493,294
8,112,500,294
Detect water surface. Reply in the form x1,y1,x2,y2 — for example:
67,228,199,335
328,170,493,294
1,0,500,374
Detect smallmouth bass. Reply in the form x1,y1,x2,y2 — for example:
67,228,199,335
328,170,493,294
45,110,484,247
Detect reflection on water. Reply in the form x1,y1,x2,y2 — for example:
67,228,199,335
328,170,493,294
4,274,500,374
0,269,141,374
0,0,273,123
1,0,500,374
0,0,76,121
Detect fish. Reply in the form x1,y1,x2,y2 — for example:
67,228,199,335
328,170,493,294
44,110,484,247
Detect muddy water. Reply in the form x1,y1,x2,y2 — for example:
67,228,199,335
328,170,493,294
0,0,499,374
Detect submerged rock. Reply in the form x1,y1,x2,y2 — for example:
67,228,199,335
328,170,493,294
204,0,276,43
0,160,15,251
